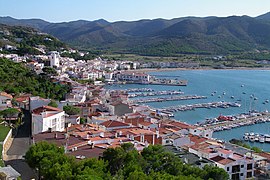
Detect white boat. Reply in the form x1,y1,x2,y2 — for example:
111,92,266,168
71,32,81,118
254,134,260,141
265,134,270,142
259,135,265,143
249,132,255,142
243,132,249,141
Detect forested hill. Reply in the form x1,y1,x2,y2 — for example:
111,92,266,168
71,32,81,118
0,24,67,55
1,12,270,56
0,58,70,100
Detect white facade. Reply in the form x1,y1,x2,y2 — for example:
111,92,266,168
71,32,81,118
189,128,213,138
32,106,65,135
0,92,12,110
49,51,60,67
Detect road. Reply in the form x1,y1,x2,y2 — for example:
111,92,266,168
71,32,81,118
4,110,37,180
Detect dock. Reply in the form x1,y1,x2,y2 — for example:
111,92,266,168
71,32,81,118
131,95,207,103
156,101,241,112
200,112,270,132
128,90,184,98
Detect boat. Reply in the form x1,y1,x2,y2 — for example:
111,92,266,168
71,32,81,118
259,135,265,143
266,99,269,103
231,96,234,99
254,134,260,141
249,132,255,142
241,84,244,87
211,93,214,96
243,132,249,141
242,92,246,94
265,134,270,142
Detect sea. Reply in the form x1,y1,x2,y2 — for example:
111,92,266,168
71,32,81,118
106,69,270,151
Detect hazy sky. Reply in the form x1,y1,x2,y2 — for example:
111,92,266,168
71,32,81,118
0,0,269,22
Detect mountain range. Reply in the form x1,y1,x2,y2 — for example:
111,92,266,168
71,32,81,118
1,12,270,56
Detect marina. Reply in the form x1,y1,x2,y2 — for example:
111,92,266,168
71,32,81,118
243,132,270,143
128,90,184,98
197,112,270,132
156,101,241,113
107,70,270,151
131,95,207,103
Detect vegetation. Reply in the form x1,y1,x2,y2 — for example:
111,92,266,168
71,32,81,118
25,142,229,180
229,139,263,153
61,51,98,60
0,58,70,100
0,108,20,121
63,105,80,115
48,100,58,108
0,124,10,141
0,24,67,55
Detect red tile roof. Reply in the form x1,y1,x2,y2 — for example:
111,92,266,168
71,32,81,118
100,120,129,128
32,106,62,115
210,156,235,165
0,92,12,99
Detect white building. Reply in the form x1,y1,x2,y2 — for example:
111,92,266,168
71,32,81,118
0,92,12,110
117,72,150,84
49,51,60,67
32,106,65,135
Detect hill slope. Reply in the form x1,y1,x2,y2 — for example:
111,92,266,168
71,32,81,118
0,24,67,55
1,15,270,55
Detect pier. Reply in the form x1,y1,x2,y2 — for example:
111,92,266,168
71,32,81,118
128,90,184,98
111,88,154,93
200,112,270,132
131,95,207,103
156,101,241,112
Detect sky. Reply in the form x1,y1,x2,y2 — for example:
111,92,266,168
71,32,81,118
0,0,269,22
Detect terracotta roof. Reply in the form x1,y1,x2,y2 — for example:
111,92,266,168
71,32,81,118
32,106,62,115
15,95,30,103
258,152,270,161
100,120,129,128
139,121,152,126
210,156,235,165
168,121,194,129
0,92,12,99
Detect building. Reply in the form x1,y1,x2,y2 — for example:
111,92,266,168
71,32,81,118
0,165,21,180
49,51,60,67
31,106,65,135
108,102,133,116
0,92,12,110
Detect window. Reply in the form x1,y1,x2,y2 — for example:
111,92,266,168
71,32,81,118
241,165,244,168
240,173,243,176
246,172,252,178
247,163,253,170
232,165,240,173
227,167,230,171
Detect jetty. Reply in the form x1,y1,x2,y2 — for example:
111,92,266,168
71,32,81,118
111,88,154,93
199,112,270,132
150,79,188,86
155,101,241,113
128,90,184,98
131,95,207,103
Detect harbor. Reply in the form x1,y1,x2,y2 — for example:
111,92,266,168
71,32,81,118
131,95,207,103
199,112,270,132
107,70,270,151
128,90,184,98
243,132,270,143
155,101,241,113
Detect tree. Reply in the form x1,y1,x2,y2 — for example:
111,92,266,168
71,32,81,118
0,108,20,121
42,67,57,76
63,105,80,115
25,141,74,180
48,100,58,108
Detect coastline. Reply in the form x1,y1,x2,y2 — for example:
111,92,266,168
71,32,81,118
126,67,270,73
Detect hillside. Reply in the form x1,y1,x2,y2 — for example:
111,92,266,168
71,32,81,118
0,23,67,55
1,14,270,56
0,58,70,100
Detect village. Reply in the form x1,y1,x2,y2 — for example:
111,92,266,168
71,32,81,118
0,50,269,180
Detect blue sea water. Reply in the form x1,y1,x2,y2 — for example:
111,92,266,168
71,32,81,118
106,70,270,151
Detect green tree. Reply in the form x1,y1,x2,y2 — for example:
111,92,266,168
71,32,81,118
48,100,58,108
63,105,80,115
0,108,20,121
